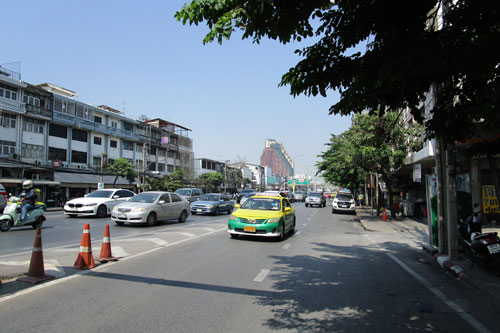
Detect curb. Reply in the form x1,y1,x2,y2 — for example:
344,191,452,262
422,244,468,279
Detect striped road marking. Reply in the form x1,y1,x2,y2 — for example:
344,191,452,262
253,269,270,282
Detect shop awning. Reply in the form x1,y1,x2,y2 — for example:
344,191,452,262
0,178,60,186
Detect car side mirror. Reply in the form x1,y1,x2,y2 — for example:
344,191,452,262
473,202,479,208
284,207,292,213
159,200,165,204
113,195,119,199
235,204,240,208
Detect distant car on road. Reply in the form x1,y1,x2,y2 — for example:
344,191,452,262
175,188,203,203
305,192,326,208
332,192,356,214
293,191,306,202
111,191,190,226
191,193,234,215
236,189,256,204
64,189,135,218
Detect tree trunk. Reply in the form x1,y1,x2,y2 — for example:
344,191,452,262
113,176,119,185
381,173,394,220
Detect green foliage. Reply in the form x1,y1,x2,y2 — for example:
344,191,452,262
198,172,224,192
226,168,244,191
107,158,137,184
144,169,187,192
317,111,424,195
176,0,500,149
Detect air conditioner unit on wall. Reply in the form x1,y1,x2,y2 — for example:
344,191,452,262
32,174,40,180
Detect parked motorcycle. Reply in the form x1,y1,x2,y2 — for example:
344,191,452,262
0,196,46,232
458,203,500,267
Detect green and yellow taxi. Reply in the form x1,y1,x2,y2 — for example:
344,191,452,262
227,192,296,240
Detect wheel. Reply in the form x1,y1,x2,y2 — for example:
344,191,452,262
305,204,308,208
227,206,233,214
97,205,107,218
31,216,44,229
178,210,188,223
0,219,12,232
277,222,285,241
145,212,157,227
67,214,77,218
332,209,335,214
289,218,296,235
230,233,239,239
115,221,125,226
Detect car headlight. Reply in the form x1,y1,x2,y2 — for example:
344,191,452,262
112,206,119,211
266,217,281,224
208,205,214,208
132,207,146,212
229,214,239,221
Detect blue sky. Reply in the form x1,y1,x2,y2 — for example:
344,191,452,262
3,0,352,176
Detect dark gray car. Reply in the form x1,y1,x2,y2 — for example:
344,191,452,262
305,192,326,208
191,193,234,215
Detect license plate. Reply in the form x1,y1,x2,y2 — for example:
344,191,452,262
197,209,202,212
118,213,125,218
244,226,256,232
488,243,500,254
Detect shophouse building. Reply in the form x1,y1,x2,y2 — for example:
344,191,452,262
0,66,193,206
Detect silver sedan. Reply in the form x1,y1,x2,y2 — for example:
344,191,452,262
111,191,190,227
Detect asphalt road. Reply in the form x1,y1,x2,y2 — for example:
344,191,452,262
0,202,498,332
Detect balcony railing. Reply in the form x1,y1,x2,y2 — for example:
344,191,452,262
25,104,52,118
53,112,139,140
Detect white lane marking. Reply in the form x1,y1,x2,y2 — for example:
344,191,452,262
0,226,227,304
307,218,311,221
283,244,291,250
386,253,487,333
117,238,168,246
303,223,307,226
253,269,270,282
188,227,215,232
179,232,195,238
1,260,65,278
295,231,301,235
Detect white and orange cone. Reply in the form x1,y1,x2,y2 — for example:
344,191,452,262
74,224,96,269
97,224,117,263
18,227,55,284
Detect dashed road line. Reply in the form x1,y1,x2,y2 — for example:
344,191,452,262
283,244,291,250
253,269,270,282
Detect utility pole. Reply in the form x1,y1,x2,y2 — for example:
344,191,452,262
142,142,146,192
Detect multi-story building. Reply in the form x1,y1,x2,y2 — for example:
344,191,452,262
260,139,294,178
0,66,193,206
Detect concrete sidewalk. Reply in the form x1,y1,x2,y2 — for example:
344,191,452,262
356,206,500,294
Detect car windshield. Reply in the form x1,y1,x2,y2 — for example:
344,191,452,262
175,189,191,196
86,190,113,198
337,194,353,201
241,198,280,211
130,193,159,203
309,192,322,197
200,194,221,201
295,191,304,195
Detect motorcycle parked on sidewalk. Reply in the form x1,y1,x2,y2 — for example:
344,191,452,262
0,196,46,232
458,203,500,268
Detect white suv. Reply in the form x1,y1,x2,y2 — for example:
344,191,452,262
332,192,356,214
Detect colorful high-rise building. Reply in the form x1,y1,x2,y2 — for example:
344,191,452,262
260,139,294,178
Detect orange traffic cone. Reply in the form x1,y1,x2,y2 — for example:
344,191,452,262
74,224,96,270
18,227,55,284
97,224,118,263
382,208,387,221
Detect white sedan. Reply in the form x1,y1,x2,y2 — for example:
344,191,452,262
111,191,190,226
64,189,135,218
